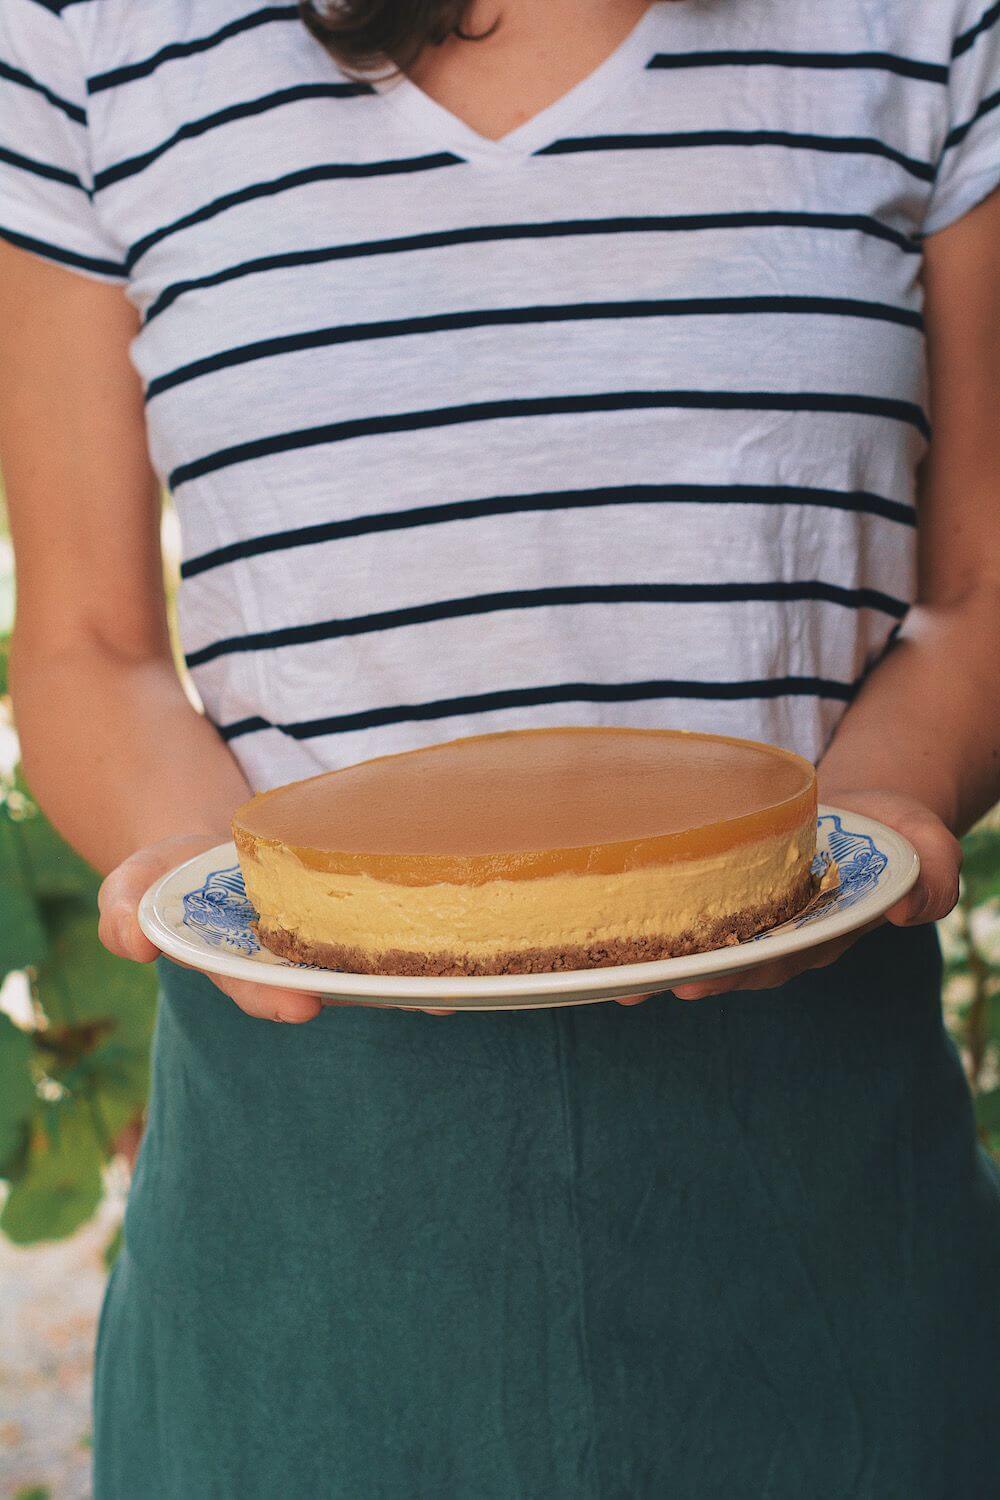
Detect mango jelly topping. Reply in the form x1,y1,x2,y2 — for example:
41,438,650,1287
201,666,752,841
232,727,817,887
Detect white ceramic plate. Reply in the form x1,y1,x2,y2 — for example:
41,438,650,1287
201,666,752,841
138,807,918,1010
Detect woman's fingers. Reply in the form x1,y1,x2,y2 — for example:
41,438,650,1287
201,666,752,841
669,793,964,1004
180,967,452,1022
98,832,225,964
96,838,325,1022
215,974,323,1023
670,925,873,1001
143,949,454,1023
820,791,962,929
100,877,451,1023
97,862,160,962
885,818,962,926
97,833,431,1021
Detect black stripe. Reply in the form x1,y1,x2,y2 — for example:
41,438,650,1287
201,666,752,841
186,582,909,669
147,295,923,402
0,144,84,190
536,130,936,182
953,1,1000,58
94,83,375,192
217,676,859,742
24,0,92,12
180,483,916,580
95,81,374,192
647,49,948,83
0,59,87,122
87,5,301,93
943,89,1000,150
145,211,920,323
221,716,274,738
169,390,930,490
125,154,463,270
0,223,125,280
0,222,125,277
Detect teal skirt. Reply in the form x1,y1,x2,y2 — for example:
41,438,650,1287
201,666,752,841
93,924,1000,1499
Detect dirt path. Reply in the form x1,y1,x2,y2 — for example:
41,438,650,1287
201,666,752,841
0,1181,124,1500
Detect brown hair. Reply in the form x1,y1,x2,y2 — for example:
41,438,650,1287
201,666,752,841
300,1,496,75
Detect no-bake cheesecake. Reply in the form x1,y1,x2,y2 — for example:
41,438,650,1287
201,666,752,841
231,726,818,976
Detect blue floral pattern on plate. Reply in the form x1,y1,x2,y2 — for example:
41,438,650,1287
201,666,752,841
747,812,889,939
181,814,890,964
813,812,888,907
182,867,260,955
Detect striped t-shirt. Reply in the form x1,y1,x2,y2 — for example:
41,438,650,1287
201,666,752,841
2,0,999,791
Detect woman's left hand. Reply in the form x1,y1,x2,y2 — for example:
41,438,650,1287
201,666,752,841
615,790,963,1006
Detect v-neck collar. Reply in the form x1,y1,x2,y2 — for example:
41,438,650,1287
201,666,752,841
372,2,666,166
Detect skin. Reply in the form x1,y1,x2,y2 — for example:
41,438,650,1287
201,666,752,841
2,3,998,1025
405,0,654,140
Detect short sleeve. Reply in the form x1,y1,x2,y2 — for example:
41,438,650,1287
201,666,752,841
0,0,126,280
923,0,1000,235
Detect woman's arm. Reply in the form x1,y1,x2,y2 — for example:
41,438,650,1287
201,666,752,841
817,186,1000,834
670,187,1000,1002
0,245,251,868
0,243,326,1021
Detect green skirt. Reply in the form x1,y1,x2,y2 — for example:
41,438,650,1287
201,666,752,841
93,924,1000,1499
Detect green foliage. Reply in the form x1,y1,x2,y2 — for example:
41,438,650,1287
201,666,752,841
38,903,152,1043
0,1011,34,1175
0,821,49,969
975,1089,1000,1133
0,1097,104,1244
944,826,1000,1158
0,636,157,1244
959,829,1000,908
103,1221,124,1270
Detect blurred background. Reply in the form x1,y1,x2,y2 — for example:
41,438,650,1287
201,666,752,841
1,484,998,1499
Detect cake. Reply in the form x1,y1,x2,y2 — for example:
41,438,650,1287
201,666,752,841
231,727,818,977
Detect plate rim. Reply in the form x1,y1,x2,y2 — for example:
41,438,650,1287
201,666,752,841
137,804,920,1005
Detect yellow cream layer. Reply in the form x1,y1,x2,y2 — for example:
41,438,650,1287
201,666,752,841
240,824,814,959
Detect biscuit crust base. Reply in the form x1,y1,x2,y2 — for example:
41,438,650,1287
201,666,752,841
253,870,816,977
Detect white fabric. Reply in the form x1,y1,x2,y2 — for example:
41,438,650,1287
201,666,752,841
2,0,999,790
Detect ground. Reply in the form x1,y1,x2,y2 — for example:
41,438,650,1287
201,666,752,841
0,1179,124,1500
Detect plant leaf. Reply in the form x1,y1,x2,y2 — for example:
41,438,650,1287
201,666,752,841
0,1098,103,1244
974,1087,1000,1134
960,830,1000,908
987,995,1000,1048
0,823,48,969
103,1221,124,1270
31,907,155,1159
36,904,156,1047
0,1012,36,1177
52,1043,150,1144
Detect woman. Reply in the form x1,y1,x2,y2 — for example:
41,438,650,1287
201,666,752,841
1,0,998,1493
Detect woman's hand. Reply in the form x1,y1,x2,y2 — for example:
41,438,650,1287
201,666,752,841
664,790,962,1002
616,790,962,1006
98,832,456,1021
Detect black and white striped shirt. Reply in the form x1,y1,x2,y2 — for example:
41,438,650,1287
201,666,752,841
2,0,999,789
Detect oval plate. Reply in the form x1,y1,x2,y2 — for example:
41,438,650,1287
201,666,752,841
138,807,918,1010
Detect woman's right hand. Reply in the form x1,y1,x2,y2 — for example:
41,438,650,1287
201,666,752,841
98,832,457,1022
